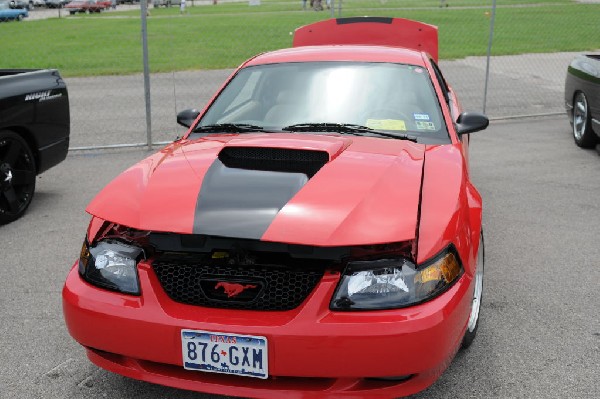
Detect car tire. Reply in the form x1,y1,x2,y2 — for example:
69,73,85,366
572,91,597,148
17,14,24,21
461,230,484,350
0,130,37,225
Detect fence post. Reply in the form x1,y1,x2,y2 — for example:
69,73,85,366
141,0,152,150
483,0,497,114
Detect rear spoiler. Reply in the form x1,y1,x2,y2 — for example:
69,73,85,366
293,17,438,62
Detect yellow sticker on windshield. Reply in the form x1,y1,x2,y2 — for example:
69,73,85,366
366,119,407,131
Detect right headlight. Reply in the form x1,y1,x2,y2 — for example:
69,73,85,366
78,239,144,295
330,247,463,310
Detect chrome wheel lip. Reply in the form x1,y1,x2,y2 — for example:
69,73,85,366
467,235,484,333
573,92,588,141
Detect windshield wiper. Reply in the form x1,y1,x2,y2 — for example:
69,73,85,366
282,123,418,142
193,123,266,133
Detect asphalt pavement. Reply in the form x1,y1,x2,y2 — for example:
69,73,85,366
1,114,599,398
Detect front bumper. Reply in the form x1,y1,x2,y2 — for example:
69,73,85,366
63,260,474,398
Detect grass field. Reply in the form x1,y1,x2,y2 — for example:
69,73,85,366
0,0,598,76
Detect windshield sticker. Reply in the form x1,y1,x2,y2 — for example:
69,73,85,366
416,121,436,131
366,119,407,131
413,113,430,121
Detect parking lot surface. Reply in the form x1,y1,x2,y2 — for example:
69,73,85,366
1,114,599,398
24,1,240,21
23,4,137,21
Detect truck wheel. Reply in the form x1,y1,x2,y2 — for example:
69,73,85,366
0,131,37,225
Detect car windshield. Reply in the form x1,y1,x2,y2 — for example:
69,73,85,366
196,61,449,143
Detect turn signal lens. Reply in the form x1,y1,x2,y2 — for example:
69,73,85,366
415,252,461,284
78,242,91,274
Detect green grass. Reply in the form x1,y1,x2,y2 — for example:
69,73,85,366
0,0,598,76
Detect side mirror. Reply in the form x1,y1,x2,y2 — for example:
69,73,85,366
456,112,489,135
177,109,200,128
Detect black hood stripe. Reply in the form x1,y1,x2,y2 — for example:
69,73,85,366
192,158,309,239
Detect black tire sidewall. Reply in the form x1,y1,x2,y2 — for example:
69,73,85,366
573,91,597,148
461,230,484,350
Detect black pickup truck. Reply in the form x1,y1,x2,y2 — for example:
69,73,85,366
0,69,70,224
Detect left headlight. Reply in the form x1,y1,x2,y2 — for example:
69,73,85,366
330,247,463,310
78,239,144,295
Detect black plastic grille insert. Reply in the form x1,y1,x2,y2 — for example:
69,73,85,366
152,257,324,311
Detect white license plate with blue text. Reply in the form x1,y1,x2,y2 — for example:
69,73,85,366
181,329,268,379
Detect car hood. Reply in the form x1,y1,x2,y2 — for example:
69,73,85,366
87,133,425,246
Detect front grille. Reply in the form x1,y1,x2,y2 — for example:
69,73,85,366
152,257,324,311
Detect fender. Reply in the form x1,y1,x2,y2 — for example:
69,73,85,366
416,143,481,274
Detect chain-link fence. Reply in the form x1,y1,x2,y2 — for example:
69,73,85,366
1,0,599,148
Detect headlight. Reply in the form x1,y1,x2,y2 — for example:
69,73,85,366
78,239,144,295
330,247,463,310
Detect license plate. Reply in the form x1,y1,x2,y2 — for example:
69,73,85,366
181,329,268,379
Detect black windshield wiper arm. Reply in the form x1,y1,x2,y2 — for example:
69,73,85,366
282,123,418,142
193,123,266,133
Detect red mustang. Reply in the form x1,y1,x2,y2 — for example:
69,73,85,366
63,17,488,398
